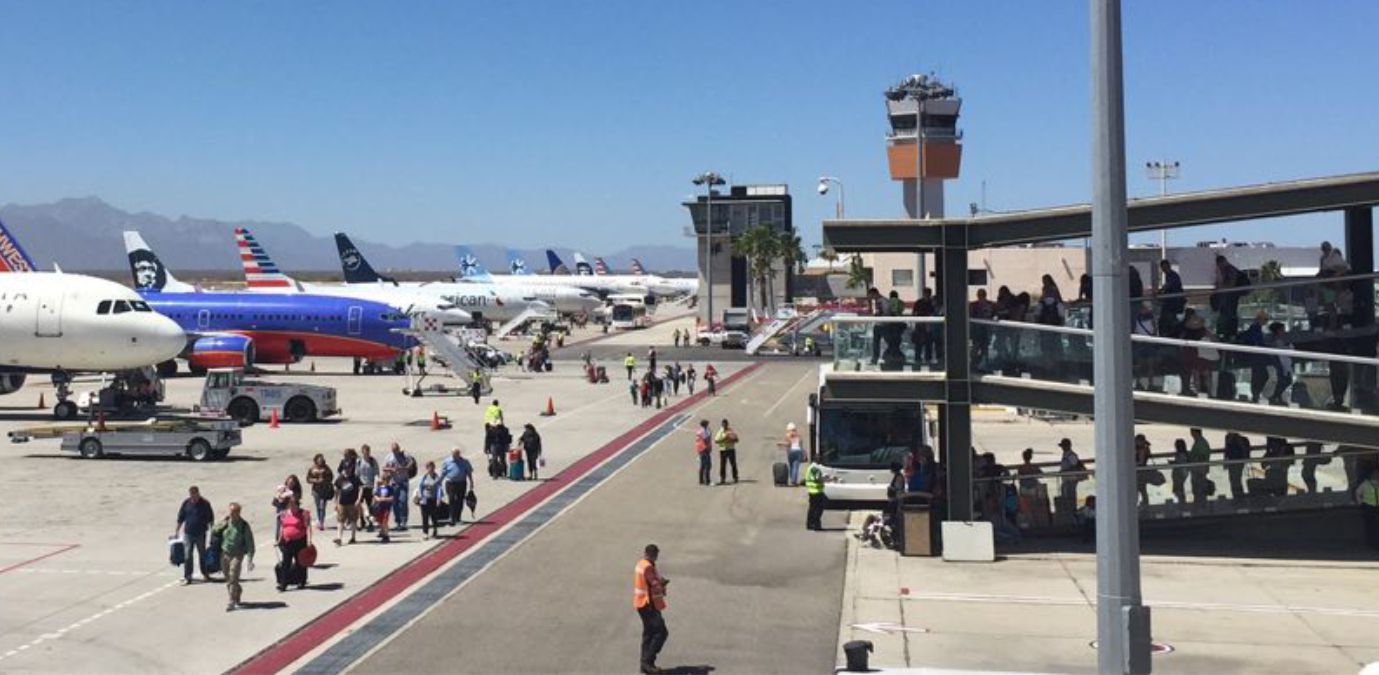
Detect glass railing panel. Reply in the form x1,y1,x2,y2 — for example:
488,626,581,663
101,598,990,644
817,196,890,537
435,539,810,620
830,317,945,373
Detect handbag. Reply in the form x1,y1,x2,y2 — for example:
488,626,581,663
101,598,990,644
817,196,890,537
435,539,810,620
168,536,186,567
465,489,478,516
296,543,318,568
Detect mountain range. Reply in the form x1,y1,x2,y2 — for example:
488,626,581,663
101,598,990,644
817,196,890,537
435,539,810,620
0,197,695,275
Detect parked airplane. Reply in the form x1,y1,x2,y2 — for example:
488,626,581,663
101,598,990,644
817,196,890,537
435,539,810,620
534,250,696,300
593,257,610,275
0,220,186,417
506,249,532,276
227,228,472,326
572,252,595,276
331,236,597,320
630,258,646,275
545,250,570,275
449,246,603,315
125,232,413,373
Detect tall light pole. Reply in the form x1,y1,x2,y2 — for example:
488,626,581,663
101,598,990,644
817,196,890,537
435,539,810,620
1145,160,1180,261
1091,1,1151,673
817,176,845,218
693,171,726,328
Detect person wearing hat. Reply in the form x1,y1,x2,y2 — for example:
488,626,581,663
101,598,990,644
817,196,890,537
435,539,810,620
1057,438,1086,507
776,422,804,486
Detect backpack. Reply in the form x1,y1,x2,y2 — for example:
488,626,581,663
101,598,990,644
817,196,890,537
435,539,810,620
407,456,418,478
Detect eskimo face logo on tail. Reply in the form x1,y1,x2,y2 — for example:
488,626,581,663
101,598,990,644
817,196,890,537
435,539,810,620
510,259,526,274
127,249,167,290
459,255,482,277
341,248,362,272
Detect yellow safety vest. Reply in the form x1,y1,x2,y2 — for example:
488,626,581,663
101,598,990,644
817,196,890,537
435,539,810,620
805,463,824,495
1359,480,1379,507
624,356,636,368
484,405,503,426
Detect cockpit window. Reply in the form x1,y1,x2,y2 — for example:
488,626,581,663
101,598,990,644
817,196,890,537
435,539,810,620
112,300,132,314
97,300,112,315
130,300,152,312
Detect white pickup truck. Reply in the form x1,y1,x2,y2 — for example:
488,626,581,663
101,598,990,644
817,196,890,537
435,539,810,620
198,368,339,425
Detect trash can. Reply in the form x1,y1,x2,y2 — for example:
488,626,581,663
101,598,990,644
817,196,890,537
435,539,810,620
843,640,873,672
900,503,933,557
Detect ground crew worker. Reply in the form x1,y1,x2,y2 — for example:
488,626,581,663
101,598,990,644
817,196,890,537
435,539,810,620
714,419,739,484
805,461,825,530
469,370,483,405
672,327,681,348
484,399,504,452
804,335,816,356
625,352,637,380
633,544,670,674
1358,465,1379,550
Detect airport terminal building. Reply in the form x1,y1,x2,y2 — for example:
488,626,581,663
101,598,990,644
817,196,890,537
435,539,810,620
683,183,794,325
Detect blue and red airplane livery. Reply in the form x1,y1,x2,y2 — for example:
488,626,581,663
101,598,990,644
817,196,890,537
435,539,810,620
124,231,412,372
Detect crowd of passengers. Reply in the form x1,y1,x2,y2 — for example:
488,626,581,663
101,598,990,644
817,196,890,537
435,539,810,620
865,241,1376,411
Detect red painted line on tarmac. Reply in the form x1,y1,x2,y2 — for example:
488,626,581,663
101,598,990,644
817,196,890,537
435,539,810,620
232,363,762,675
0,543,80,575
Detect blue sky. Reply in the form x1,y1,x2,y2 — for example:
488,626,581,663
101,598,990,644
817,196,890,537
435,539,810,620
2,1,1377,253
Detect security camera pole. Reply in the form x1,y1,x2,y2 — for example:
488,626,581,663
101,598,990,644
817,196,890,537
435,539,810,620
692,172,726,328
818,176,845,218
1090,0,1152,672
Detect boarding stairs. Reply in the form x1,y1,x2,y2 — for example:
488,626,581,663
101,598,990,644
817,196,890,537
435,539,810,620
397,314,491,396
493,302,559,341
744,308,832,355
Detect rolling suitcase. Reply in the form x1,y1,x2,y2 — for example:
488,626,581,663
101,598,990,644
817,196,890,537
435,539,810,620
168,538,186,567
772,462,789,487
509,459,525,481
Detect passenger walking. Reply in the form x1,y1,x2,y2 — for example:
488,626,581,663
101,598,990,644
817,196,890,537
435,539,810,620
804,460,825,530
441,449,473,525
333,462,361,546
274,493,312,591
778,422,805,486
1266,322,1295,404
385,443,416,530
1187,427,1214,502
336,447,359,478
371,474,395,543
694,420,713,486
214,502,254,611
685,365,697,395
174,486,215,585
1223,432,1250,499
1158,259,1186,336
488,423,512,478
704,364,718,396
672,327,681,348
357,445,379,531
519,424,543,480
1036,275,1066,366
629,379,639,405
1134,435,1153,506
1356,465,1379,550
272,475,302,539
625,352,637,380
1301,442,1330,494
714,419,740,484
1213,255,1248,338
648,346,658,373
633,544,670,674
867,287,885,364
1170,439,1191,504
306,454,334,531
1057,438,1084,505
671,363,683,395
912,288,937,365
414,461,445,540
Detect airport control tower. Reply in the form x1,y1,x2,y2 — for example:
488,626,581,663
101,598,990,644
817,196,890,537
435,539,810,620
866,73,962,297
885,73,962,219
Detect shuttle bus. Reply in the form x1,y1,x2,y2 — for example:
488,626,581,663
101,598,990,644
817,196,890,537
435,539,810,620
808,380,932,509
609,294,649,329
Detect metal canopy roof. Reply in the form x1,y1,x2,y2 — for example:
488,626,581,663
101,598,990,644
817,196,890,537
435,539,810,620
823,171,1379,252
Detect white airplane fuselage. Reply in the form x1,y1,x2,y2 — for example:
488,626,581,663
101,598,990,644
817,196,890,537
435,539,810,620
0,273,186,372
294,282,473,325
339,280,600,320
474,273,670,298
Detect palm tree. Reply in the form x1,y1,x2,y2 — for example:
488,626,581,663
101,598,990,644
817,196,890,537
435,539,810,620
845,254,871,290
733,225,778,313
777,229,806,303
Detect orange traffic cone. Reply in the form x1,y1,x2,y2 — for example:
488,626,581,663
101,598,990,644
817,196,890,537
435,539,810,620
430,411,443,431
268,409,281,429
37,393,44,410
540,397,556,417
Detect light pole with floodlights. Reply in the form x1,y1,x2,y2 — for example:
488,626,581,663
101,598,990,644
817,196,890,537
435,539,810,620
817,176,845,219
1145,160,1180,261
692,171,726,328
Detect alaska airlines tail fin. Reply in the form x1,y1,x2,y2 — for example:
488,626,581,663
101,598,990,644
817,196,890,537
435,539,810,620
545,250,570,275
234,227,303,292
0,218,37,272
572,252,594,276
506,249,532,275
454,246,494,282
593,257,610,275
334,233,397,285
630,258,647,275
123,231,197,292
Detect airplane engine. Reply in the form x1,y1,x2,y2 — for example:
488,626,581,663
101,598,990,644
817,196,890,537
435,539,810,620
0,372,27,395
186,335,256,370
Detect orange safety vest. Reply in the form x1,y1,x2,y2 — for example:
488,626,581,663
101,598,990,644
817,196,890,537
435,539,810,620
632,559,666,611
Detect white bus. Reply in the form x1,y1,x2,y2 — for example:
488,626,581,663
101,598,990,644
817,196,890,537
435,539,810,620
610,299,649,329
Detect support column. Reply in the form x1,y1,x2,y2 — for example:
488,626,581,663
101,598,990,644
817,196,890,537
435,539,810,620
1344,207,1376,412
939,226,972,522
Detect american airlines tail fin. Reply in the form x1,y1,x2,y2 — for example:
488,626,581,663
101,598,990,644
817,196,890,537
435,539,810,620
630,258,647,275
0,218,37,272
545,250,570,275
593,257,610,275
334,233,397,285
454,246,494,282
123,231,197,292
572,252,594,276
506,249,532,275
234,227,303,292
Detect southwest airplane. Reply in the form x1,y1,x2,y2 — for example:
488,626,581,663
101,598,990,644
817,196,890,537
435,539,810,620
125,232,412,372
225,228,472,326
330,233,600,320
0,220,186,415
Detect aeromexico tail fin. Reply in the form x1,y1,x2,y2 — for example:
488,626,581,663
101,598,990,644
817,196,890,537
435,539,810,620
630,258,647,275
506,249,531,275
593,257,610,275
545,250,570,275
123,231,196,292
334,232,397,285
454,246,494,282
572,252,594,276
0,218,37,272
234,227,303,292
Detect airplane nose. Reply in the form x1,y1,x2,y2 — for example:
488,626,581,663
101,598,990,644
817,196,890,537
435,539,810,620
148,316,187,361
